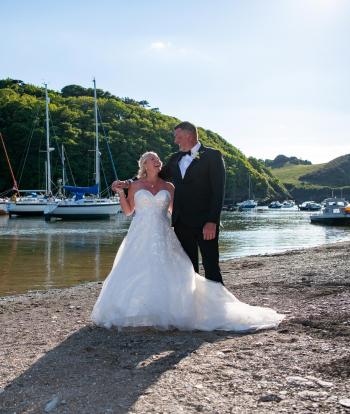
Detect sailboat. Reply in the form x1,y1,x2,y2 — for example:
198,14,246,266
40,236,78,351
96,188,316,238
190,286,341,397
7,84,58,217
238,174,257,211
0,199,8,215
0,132,16,215
44,79,120,220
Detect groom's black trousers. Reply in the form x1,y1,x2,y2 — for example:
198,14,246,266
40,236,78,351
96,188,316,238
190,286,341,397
174,220,224,285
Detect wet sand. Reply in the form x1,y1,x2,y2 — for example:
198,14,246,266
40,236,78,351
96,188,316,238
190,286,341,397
0,242,349,413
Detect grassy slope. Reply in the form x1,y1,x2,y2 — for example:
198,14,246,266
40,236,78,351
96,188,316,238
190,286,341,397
271,163,325,186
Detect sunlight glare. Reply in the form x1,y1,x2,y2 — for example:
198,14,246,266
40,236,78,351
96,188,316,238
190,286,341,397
302,0,346,17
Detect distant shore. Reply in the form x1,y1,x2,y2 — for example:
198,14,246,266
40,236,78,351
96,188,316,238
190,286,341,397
1,241,349,413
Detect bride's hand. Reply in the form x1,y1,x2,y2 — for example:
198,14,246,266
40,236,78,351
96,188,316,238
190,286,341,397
112,180,129,192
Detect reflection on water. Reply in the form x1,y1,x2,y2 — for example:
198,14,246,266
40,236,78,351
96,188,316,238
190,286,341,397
0,209,349,296
0,216,130,296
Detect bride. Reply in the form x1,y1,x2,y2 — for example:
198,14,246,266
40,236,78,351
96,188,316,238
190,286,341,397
91,152,285,331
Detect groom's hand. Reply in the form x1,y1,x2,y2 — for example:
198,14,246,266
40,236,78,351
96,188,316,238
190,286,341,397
203,222,217,240
112,180,129,193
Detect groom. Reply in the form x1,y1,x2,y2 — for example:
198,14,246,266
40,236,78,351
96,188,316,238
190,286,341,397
113,121,226,284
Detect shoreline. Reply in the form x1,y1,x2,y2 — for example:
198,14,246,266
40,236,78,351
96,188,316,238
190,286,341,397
0,241,349,413
2,238,350,301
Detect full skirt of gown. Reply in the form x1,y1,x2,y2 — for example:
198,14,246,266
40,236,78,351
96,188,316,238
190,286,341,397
91,189,285,331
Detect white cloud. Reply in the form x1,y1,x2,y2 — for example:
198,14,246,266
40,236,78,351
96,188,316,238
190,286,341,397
150,41,171,50
145,40,212,64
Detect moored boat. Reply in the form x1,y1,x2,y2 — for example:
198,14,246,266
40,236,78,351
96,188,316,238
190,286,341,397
8,193,58,217
238,174,257,211
268,201,282,209
44,185,120,220
44,79,120,221
281,200,295,208
310,198,350,225
6,84,58,217
0,198,9,215
299,201,322,211
44,198,120,220
238,199,257,211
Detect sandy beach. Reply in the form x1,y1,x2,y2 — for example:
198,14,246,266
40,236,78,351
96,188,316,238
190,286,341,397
0,241,349,413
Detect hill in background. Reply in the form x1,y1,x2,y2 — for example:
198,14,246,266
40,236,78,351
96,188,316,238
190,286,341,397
0,78,290,203
300,154,350,187
271,154,350,202
264,154,312,169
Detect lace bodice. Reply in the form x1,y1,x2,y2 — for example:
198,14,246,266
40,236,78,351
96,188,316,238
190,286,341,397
134,189,170,218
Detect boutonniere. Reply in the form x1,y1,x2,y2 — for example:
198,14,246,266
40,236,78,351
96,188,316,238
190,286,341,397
193,152,201,160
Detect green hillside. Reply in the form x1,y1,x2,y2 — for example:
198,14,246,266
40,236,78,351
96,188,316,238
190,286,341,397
271,158,350,202
300,154,350,187
272,163,325,186
0,78,289,203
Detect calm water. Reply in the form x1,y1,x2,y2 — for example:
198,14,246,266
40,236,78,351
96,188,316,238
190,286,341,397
1,208,349,297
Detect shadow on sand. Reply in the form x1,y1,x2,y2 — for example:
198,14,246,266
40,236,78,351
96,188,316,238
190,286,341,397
0,325,244,413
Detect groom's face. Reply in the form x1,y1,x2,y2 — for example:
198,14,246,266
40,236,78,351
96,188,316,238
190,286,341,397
174,128,192,151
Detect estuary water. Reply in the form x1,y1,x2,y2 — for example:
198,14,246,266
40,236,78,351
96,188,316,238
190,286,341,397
1,208,349,296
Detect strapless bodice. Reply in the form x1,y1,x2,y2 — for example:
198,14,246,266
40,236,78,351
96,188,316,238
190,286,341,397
134,189,170,218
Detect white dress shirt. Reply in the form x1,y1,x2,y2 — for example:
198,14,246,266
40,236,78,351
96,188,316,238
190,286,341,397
178,142,201,178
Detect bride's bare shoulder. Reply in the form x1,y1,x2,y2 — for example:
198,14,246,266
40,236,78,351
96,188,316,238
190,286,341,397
129,180,144,193
164,181,175,192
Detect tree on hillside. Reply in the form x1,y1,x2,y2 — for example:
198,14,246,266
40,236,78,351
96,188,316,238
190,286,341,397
0,78,290,201
265,154,312,168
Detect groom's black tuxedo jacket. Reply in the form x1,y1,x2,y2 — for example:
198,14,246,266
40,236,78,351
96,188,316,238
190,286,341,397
159,145,226,228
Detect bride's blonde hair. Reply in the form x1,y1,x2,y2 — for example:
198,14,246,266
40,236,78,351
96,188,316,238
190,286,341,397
137,151,161,179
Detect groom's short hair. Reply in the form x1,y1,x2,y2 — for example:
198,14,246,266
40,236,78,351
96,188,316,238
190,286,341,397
174,121,198,138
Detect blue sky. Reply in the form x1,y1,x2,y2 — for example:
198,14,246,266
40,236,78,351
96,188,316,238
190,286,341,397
1,0,349,163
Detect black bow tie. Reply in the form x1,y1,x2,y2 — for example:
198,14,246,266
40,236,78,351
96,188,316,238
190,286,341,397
179,150,191,157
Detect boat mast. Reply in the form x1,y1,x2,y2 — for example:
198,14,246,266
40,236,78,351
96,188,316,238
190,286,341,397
93,78,100,197
248,174,251,199
45,84,52,195
62,144,66,196
0,132,19,193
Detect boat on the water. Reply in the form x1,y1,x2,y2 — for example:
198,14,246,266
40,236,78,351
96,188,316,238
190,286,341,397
8,193,58,217
299,201,322,211
310,198,350,225
44,185,120,220
268,201,282,209
281,200,295,208
238,199,257,211
0,198,9,215
238,174,257,211
44,79,120,221
0,133,18,215
7,84,58,217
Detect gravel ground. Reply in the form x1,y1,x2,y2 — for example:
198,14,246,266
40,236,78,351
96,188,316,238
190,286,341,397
0,241,349,414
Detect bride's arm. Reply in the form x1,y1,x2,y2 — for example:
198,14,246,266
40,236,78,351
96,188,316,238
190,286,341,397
116,183,136,216
166,182,175,214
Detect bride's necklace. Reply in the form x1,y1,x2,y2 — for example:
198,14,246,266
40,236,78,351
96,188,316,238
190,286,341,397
145,178,159,189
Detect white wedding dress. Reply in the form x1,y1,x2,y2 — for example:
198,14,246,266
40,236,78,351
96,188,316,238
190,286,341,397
91,189,285,331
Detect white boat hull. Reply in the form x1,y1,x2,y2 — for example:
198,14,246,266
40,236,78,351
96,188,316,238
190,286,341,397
238,200,257,210
310,198,350,225
44,201,120,220
8,201,58,217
